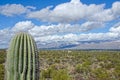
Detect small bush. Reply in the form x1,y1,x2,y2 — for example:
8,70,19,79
52,69,72,80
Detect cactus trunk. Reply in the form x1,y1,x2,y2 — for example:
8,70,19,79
5,32,39,80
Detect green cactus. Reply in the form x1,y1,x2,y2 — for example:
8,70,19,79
5,32,39,80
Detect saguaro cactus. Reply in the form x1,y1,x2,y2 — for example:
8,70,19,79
5,32,39,80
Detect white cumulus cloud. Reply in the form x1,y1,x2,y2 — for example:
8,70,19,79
109,22,120,33
12,21,34,32
0,21,120,49
0,4,35,16
28,21,104,37
27,0,120,23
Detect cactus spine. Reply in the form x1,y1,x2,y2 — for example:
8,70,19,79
5,32,39,80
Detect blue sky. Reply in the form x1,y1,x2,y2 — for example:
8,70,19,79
0,0,120,49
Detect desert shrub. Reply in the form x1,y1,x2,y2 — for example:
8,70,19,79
75,62,90,74
0,64,4,80
41,68,53,78
0,51,6,64
92,68,110,80
114,65,120,78
52,69,72,80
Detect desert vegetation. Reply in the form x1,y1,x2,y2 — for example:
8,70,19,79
0,50,120,80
